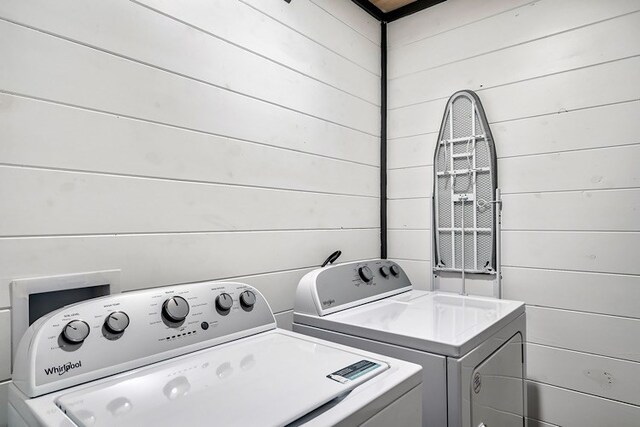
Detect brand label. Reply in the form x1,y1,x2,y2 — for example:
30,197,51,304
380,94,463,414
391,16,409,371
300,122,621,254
473,372,482,394
44,361,82,376
322,299,335,307
327,360,380,383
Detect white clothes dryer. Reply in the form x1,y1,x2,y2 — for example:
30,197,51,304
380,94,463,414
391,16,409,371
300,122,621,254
293,259,526,427
9,280,423,427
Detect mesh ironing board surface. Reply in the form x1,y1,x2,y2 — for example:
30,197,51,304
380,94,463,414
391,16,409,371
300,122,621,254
433,90,497,274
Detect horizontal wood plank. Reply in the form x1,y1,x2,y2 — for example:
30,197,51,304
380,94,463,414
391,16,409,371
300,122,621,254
493,101,640,158
387,198,431,230
499,145,640,194
387,166,433,199
502,189,640,231
527,306,640,363
527,343,640,405
389,57,640,139
387,230,431,261
0,167,379,236
502,231,640,275
503,267,640,318
527,380,640,427
388,133,437,169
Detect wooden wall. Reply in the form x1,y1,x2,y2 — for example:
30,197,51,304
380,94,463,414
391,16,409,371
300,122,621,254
0,1,380,423
387,0,640,425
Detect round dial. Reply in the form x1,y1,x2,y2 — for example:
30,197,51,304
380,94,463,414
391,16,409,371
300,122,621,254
216,293,233,311
390,265,400,277
104,311,130,334
380,266,391,277
358,266,374,282
240,290,257,308
62,320,90,344
162,296,190,322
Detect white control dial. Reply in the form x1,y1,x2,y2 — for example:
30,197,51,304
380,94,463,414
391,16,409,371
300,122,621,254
162,296,190,322
390,265,401,277
358,266,374,282
104,311,130,334
216,293,233,311
62,320,90,344
240,290,257,308
380,266,391,277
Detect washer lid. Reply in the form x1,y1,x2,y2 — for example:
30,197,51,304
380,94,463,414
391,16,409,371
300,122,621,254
55,332,388,427
306,291,524,357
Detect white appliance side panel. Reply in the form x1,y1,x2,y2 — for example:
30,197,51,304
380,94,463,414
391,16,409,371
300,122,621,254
447,313,526,427
471,333,524,426
293,323,447,427
7,404,30,427
360,385,422,427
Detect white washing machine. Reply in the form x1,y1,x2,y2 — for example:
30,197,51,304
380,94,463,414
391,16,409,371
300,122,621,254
293,259,526,427
9,280,423,427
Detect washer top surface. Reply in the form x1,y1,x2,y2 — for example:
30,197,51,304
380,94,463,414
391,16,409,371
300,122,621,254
54,331,389,427
299,290,524,357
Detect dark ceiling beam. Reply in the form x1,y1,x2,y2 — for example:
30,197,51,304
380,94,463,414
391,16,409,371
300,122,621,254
350,0,385,21
350,0,446,22
386,0,446,22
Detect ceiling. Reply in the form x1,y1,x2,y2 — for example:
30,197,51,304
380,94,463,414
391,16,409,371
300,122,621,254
351,0,445,22
368,0,417,13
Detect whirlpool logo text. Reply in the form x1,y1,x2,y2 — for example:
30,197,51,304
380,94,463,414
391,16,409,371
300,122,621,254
44,361,82,376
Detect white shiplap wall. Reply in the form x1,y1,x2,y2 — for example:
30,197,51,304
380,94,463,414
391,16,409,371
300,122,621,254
0,0,380,424
387,0,640,425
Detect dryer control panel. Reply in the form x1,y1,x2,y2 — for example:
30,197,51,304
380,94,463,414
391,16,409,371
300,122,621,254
12,281,276,397
295,259,412,316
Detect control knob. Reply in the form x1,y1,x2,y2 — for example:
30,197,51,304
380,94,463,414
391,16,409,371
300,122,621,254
162,296,190,323
216,293,234,311
62,320,90,344
358,266,374,282
390,265,401,277
240,290,257,308
380,266,391,278
104,311,130,334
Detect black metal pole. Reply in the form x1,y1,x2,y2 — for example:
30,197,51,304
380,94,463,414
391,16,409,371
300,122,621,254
380,21,388,259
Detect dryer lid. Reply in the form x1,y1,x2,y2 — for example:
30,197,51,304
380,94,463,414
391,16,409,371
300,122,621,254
305,291,524,357
55,332,388,427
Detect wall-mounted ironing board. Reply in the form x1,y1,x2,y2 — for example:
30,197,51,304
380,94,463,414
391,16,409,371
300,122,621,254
432,90,501,296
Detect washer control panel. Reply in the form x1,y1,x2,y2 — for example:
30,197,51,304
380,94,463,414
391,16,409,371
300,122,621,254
12,281,275,397
297,259,412,316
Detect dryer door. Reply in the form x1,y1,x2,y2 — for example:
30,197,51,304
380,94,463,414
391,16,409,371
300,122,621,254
470,333,524,427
